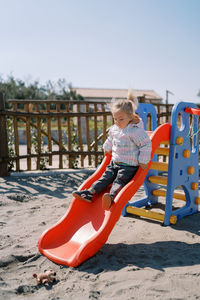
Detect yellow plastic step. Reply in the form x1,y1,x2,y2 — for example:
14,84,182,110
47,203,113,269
160,140,170,145
152,189,186,201
154,147,169,156
150,161,168,171
148,175,168,185
126,206,177,224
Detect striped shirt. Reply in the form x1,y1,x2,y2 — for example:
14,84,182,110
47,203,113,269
103,120,152,166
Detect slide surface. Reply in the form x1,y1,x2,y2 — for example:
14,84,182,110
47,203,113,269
38,123,171,267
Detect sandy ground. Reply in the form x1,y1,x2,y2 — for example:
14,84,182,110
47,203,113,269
1,169,200,300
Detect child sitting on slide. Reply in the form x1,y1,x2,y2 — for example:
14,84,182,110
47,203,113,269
73,90,152,210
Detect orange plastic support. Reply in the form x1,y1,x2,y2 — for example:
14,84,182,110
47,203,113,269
185,107,200,116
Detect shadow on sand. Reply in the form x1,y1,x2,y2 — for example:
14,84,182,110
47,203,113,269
78,213,200,274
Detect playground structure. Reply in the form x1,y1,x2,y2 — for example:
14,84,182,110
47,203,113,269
38,101,200,267
122,101,200,225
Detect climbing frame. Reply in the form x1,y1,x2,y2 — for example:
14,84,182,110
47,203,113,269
122,101,200,226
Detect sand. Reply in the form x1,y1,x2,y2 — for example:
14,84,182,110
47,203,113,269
1,169,200,300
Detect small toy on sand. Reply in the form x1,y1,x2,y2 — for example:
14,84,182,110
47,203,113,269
33,269,56,285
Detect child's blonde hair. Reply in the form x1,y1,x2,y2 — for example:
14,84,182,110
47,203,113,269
110,89,138,115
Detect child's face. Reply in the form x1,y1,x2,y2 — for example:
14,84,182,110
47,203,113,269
113,110,133,129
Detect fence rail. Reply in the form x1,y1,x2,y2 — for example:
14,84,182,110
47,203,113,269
0,95,198,176
1,96,115,175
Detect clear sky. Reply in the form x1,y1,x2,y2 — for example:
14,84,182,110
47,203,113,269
0,0,200,103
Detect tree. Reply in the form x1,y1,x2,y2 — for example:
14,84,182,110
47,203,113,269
0,75,83,107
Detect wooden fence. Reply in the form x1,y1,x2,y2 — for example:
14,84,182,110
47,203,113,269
0,93,188,176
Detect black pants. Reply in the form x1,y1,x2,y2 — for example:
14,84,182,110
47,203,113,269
91,161,139,199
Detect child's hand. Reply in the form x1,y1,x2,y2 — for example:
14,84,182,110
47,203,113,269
104,151,111,155
139,163,148,169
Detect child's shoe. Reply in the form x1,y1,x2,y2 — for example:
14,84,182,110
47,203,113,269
102,193,114,210
72,190,93,202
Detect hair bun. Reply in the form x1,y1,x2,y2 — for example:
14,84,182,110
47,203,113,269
128,89,138,109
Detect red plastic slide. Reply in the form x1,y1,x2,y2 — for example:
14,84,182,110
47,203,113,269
38,123,171,267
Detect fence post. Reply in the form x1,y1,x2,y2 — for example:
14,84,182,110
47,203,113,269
0,93,9,176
